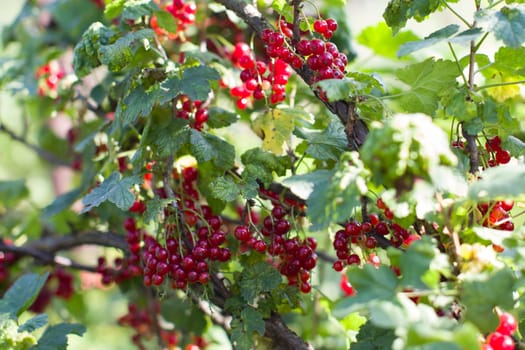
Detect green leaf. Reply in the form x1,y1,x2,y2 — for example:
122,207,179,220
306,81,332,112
397,237,450,290
252,108,296,154
104,0,126,19
295,119,347,161
240,307,265,336
48,0,101,41
122,0,156,21
357,22,419,59
477,6,525,47
314,74,384,102
472,226,513,246
230,318,254,350
190,130,235,171
468,163,525,201
18,314,48,333
361,114,456,192
98,29,155,72
160,66,220,102
207,107,239,128
81,172,142,213
398,25,482,57
239,262,282,303
0,179,28,207
462,268,516,333
241,148,291,177
116,84,159,124
395,58,460,115
154,10,178,33
351,321,396,350
383,0,442,34
210,176,240,202
144,198,173,224
0,273,49,317
42,188,83,218
152,119,191,157
34,323,86,350
333,265,399,318
285,152,369,231
491,46,525,76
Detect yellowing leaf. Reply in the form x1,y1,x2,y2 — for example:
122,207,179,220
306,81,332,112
252,108,295,154
486,73,521,102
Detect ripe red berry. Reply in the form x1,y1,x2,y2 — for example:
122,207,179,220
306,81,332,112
496,150,511,164
326,18,338,31
340,274,355,296
487,332,514,350
333,260,345,272
313,19,328,34
496,312,517,335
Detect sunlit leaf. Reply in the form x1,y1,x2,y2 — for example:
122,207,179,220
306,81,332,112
81,172,143,213
358,22,419,59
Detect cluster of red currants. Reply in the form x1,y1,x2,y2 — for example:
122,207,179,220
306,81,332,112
29,268,75,313
150,0,196,40
482,312,517,350
118,303,179,350
174,95,209,130
234,201,317,294
485,136,511,166
331,198,420,272
479,200,515,232
228,42,292,109
35,61,65,97
262,17,347,84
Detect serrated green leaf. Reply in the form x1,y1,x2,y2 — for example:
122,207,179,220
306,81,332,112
0,273,49,317
462,268,515,333
210,176,240,202
252,108,295,154
491,46,525,76
104,0,126,19
295,119,347,161
152,119,191,157
207,107,239,128
239,262,282,303
98,29,155,72
34,323,86,350
468,164,525,201
398,237,450,290
159,66,220,102
358,22,419,59
333,265,399,318
351,321,396,350
383,0,442,34
18,314,48,333
477,6,525,47
81,172,142,213
241,307,265,336
362,114,456,194
314,74,384,102
230,318,254,350
285,152,369,231
144,198,173,224
116,84,159,124
395,58,460,115
0,179,28,206
398,25,482,57
241,148,291,177
190,130,235,171
122,0,156,21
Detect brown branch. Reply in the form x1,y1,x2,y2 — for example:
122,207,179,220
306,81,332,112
0,122,70,166
0,231,128,272
213,0,369,149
